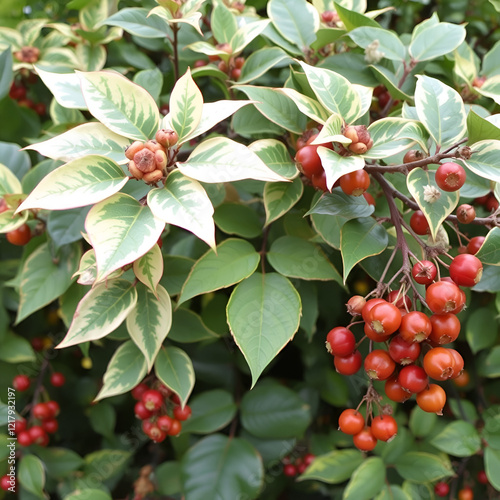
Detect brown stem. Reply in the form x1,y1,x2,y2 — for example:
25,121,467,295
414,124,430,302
171,24,180,82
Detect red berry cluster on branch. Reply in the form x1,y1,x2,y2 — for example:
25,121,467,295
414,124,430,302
281,452,315,477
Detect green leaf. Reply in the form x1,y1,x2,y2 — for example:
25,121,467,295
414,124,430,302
409,22,466,61
156,461,181,496
88,402,116,438
34,447,84,479
375,485,412,500
0,332,36,363
238,47,291,84
83,449,131,482
466,307,498,353
161,256,194,296
0,163,22,196
0,206,28,234
233,85,307,134
485,447,500,491
94,340,148,401
0,47,13,101
86,193,165,281
133,68,163,103
147,170,215,249
475,227,500,265
395,452,454,483
267,0,319,50
317,149,366,191
126,284,172,372
349,27,406,61
477,346,500,378
35,66,87,109
47,206,91,250
133,244,163,296
181,435,263,500
168,308,219,343
277,88,331,124
178,137,289,183
155,346,195,408
64,490,112,500
298,61,362,123
179,239,260,305
16,243,81,324
230,20,271,55
298,449,363,483
341,217,388,282
334,2,380,30
415,75,466,149
25,123,131,164
227,273,301,387
430,420,481,457
264,177,303,225
467,110,500,145
406,167,459,240
249,139,298,179
211,2,238,45
56,279,138,349
17,155,128,212
214,202,262,238
267,235,342,283
79,71,159,141
19,455,46,498
240,381,311,439
181,389,237,435
104,7,171,38
76,44,106,72
409,406,437,438
463,139,500,183
306,189,374,219
168,68,203,144
343,457,385,500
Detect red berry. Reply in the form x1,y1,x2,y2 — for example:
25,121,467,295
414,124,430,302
389,334,421,365
338,409,365,435
410,210,429,235
6,224,31,245
28,425,49,446
361,298,385,323
325,327,356,357
166,419,182,436
157,414,173,432
426,281,464,314
146,424,167,443
485,194,499,212
230,68,241,80
466,236,484,255
9,82,27,100
386,290,412,310
403,149,425,163
367,301,401,336
321,10,335,22
295,145,323,178
448,348,464,379
398,365,429,393
371,415,397,442
131,382,149,400
173,404,192,421
141,389,164,412
46,400,60,418
477,470,489,485
412,260,437,285
456,204,475,224
42,418,59,434
303,453,315,466
423,347,456,381
33,402,52,420
50,372,66,387
0,475,14,492
283,463,297,476
12,374,31,391
334,351,362,376
449,253,483,287
134,401,153,420
429,313,461,344
14,419,27,434
434,481,450,497
17,431,33,447
311,171,328,191
31,337,44,351
339,169,370,196
399,311,432,343
364,350,396,380
458,486,473,500
416,384,446,414
435,162,466,191
33,102,46,116
346,295,366,315
363,192,376,206
385,375,411,403
353,427,377,452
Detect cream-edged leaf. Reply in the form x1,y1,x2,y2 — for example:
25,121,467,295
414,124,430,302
248,139,298,179
317,149,365,191
35,66,87,109
0,163,23,195
133,243,163,296
276,88,330,124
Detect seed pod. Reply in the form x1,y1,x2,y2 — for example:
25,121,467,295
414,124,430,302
128,161,144,179
155,150,167,171
144,140,164,153
143,169,163,184
349,143,368,155
155,129,179,148
125,141,145,160
133,148,156,173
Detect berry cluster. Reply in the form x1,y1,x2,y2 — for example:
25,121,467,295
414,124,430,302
125,130,179,184
9,80,46,116
294,126,373,194
327,250,483,450
282,452,315,477
132,381,191,443
207,43,244,80
14,400,60,447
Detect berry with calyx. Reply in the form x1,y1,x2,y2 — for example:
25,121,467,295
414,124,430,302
398,365,429,393
448,348,464,379
14,46,40,63
410,210,429,235
339,169,370,196
416,383,446,414
423,347,456,380
434,482,450,497
7,224,31,246
389,335,421,365
141,389,164,412
429,313,461,344
146,424,167,443
134,401,153,420
343,125,373,154
385,375,411,403
449,253,483,287
173,404,192,421
426,281,464,314
133,148,156,173
435,162,466,191
371,415,397,442
364,349,396,380
361,298,386,322
326,327,356,357
403,149,425,163
456,204,475,224
399,311,432,343
346,295,366,315
412,260,437,285
367,301,401,336
13,374,31,391
50,372,66,387
155,127,178,147
125,141,144,160
157,414,173,432
1,475,14,492
338,408,365,435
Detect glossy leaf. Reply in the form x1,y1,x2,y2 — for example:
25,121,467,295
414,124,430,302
17,155,128,212
179,238,260,305
95,340,148,401
85,193,165,281
238,47,291,84
0,332,36,363
34,447,84,479
409,22,466,61
56,279,138,349
0,207,28,233
133,243,163,296
147,170,215,249
155,346,195,407
430,421,481,456
126,284,172,372
306,189,374,219
310,113,349,144
227,273,301,387
395,452,453,483
104,7,171,38
467,110,500,145
277,88,331,124
264,176,303,225
19,455,46,498
407,167,459,240
463,139,500,183
466,308,498,353
298,449,363,483
350,27,406,61
343,457,385,500
485,447,500,491
475,227,500,265
79,71,159,141
249,139,298,179
35,66,86,109
0,163,22,196
211,2,238,45
168,308,219,343
317,148,365,191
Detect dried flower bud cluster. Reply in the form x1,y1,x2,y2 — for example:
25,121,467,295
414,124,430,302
14,46,40,64
125,130,178,184
343,125,374,154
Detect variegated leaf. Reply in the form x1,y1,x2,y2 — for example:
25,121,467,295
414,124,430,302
147,170,215,249
230,20,271,54
186,41,235,60
310,114,350,145
35,66,87,109
365,118,429,158
264,177,303,225
76,44,107,72
210,2,238,44
17,156,129,212
178,137,289,183
0,163,22,195
409,22,466,62
298,61,362,123
176,100,253,144
475,75,500,105
73,249,97,285
133,243,163,295
407,167,459,240
0,209,28,233
79,71,159,141
56,279,138,349
463,140,500,183
85,193,165,281
16,242,81,324
104,7,171,38
276,88,330,124
178,238,261,305
317,149,365,191
94,340,148,401
353,84,374,118
349,27,406,61
238,47,291,84
25,123,131,164
415,75,467,149
248,139,298,179
155,346,195,408
169,68,203,144
126,284,172,372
